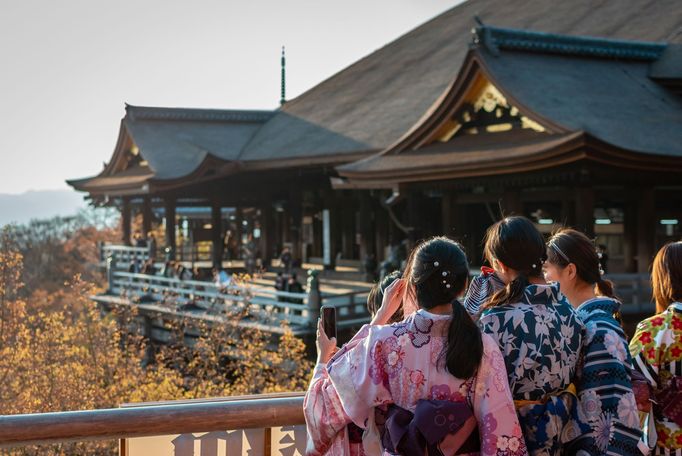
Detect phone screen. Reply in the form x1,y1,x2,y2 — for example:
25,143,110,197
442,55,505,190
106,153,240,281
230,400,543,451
322,306,337,339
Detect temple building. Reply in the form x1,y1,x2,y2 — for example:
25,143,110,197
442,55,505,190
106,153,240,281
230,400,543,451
69,0,682,274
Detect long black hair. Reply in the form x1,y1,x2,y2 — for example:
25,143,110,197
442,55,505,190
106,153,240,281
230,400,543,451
483,216,546,309
409,237,482,379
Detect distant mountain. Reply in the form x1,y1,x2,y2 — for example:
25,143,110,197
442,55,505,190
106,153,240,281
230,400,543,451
0,190,88,226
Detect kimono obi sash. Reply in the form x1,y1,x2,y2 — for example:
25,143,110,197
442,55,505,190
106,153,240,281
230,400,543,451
513,383,577,409
380,399,479,456
655,375,682,426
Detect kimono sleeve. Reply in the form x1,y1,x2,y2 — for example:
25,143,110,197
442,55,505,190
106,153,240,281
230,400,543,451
629,320,660,389
471,333,528,456
303,325,392,455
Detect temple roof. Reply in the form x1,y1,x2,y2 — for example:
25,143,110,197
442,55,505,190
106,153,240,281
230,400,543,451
69,0,682,196
336,26,682,185
240,0,682,163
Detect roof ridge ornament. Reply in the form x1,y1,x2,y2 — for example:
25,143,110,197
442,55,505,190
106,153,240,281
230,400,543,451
472,25,667,61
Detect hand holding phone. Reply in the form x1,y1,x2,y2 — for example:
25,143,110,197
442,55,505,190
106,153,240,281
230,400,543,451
321,305,337,340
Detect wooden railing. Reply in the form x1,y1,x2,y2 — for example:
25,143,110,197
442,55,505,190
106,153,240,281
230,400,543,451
101,267,369,335
0,393,306,455
605,273,653,314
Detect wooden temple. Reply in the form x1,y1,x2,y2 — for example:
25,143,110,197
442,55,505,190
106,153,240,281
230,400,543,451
68,0,682,274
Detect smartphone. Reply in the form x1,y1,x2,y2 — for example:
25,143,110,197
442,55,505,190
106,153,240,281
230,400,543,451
321,305,337,339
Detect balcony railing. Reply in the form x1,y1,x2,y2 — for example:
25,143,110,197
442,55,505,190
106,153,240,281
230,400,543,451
0,393,306,456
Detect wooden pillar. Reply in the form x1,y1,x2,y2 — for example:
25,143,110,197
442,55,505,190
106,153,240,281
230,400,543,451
164,197,176,260
142,197,152,237
260,205,275,268
211,199,222,268
441,192,457,237
122,197,132,246
501,190,522,218
623,194,638,273
574,186,595,238
290,196,303,263
357,194,373,262
636,187,655,273
375,197,388,263
323,193,339,270
234,207,243,257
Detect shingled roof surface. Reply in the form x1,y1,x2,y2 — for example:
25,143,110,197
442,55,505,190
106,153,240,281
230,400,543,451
125,106,273,180
240,0,682,162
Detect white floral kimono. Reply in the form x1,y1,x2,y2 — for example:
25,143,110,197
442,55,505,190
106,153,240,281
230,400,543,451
304,308,527,456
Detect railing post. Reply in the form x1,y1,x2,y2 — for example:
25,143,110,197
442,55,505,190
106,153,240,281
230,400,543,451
107,253,115,294
306,269,321,325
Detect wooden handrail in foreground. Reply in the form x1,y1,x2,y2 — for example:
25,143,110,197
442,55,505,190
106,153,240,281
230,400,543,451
0,392,305,448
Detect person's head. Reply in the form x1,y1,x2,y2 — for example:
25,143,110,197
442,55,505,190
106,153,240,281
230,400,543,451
544,228,615,301
408,237,481,379
366,270,403,322
652,242,682,313
483,216,546,308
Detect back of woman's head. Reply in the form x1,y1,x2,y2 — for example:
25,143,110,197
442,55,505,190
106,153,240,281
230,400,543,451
366,270,403,322
547,228,616,299
483,216,546,308
409,237,469,307
408,237,482,379
652,241,682,313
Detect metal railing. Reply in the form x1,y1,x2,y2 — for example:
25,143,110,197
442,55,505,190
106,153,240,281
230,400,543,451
0,392,306,455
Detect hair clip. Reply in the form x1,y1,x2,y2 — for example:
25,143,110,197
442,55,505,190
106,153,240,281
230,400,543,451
532,263,537,269
446,284,451,288
434,261,439,267
442,271,448,277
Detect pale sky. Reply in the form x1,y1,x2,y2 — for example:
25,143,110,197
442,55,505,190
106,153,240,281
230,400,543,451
0,0,460,194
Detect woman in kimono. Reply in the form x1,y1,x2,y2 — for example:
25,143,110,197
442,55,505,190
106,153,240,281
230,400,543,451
629,241,682,454
544,228,642,455
477,217,584,455
304,237,527,456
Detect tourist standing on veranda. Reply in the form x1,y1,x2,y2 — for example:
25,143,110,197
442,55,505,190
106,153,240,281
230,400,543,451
304,237,526,455
629,241,682,455
477,216,584,455
544,228,642,455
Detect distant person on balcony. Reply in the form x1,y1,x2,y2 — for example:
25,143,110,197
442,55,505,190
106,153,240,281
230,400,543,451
134,231,146,248
280,247,293,273
162,261,174,278
147,233,157,261
243,233,257,275
544,229,642,455
286,273,304,304
141,259,156,275
212,267,231,291
629,241,682,455
305,237,525,455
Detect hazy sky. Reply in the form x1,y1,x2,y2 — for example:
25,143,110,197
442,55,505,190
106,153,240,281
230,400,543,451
0,0,460,194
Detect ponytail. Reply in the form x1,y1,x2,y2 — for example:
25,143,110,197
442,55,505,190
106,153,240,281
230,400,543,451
594,277,616,299
445,300,483,379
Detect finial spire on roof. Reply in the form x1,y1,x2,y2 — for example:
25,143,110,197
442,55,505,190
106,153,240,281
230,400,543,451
280,46,286,106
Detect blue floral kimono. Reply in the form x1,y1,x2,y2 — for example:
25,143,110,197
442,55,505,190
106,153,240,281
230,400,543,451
567,298,643,455
478,284,584,455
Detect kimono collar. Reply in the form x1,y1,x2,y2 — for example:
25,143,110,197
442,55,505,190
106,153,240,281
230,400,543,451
576,296,622,317
406,308,452,335
668,302,682,314
522,283,564,306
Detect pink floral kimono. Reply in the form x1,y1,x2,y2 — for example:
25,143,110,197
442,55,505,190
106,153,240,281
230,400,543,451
304,308,527,456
